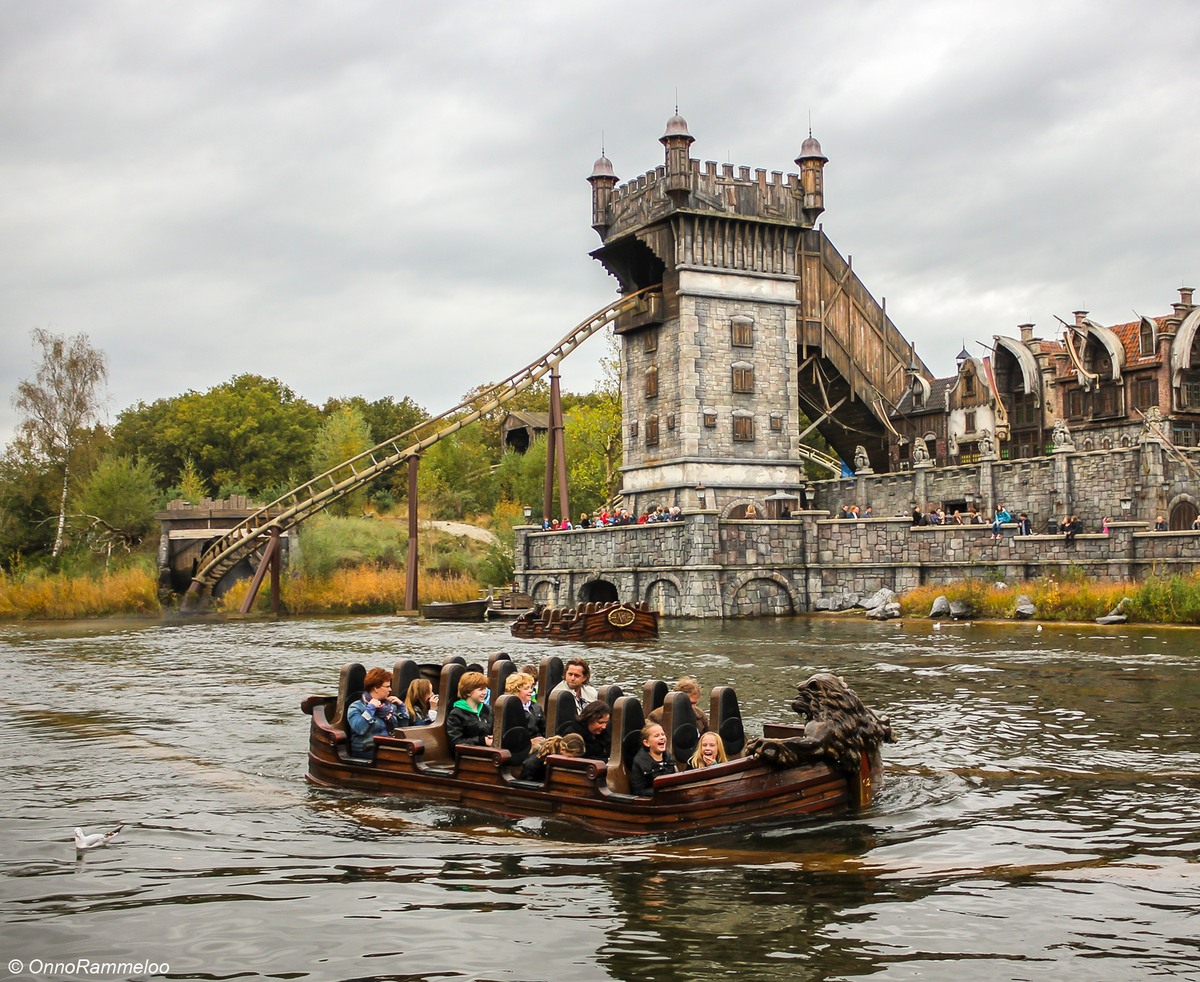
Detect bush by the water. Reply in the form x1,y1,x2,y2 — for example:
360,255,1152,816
899,573,1200,624
0,565,160,619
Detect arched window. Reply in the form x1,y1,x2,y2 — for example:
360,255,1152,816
645,366,658,399
1139,321,1155,356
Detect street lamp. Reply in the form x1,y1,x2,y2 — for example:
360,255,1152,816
695,483,706,509
1119,495,1132,515
803,485,816,510
523,505,533,523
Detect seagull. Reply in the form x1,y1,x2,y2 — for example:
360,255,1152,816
933,622,942,630
74,825,123,851
1037,624,1043,632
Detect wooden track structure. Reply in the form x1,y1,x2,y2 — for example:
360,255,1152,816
183,288,660,608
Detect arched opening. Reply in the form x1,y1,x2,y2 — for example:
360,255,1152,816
579,580,619,604
1170,500,1198,531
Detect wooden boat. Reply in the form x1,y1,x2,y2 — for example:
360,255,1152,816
485,586,536,619
510,601,658,642
301,659,894,836
420,598,491,620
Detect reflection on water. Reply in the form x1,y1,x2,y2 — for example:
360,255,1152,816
1,616,1198,980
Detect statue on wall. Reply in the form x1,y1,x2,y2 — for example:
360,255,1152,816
911,436,930,464
853,445,871,473
1052,418,1072,448
979,427,996,457
948,432,959,456
1141,405,1165,440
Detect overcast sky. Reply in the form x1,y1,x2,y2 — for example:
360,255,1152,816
4,0,1200,446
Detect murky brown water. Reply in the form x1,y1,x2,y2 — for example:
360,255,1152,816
1,615,1197,981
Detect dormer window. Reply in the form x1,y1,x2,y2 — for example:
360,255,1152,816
1139,321,1155,356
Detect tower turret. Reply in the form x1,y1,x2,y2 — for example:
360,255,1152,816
795,132,828,225
660,112,695,200
587,153,618,235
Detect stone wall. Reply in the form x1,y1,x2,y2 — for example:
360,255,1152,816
514,514,1200,618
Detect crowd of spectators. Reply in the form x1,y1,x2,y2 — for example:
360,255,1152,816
539,504,683,530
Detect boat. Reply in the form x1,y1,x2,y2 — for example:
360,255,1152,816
510,601,658,642
420,598,491,620
301,658,894,836
485,586,536,619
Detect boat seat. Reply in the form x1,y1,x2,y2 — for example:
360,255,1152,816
595,683,624,710
442,654,467,667
489,659,517,705
548,608,562,623
605,695,646,795
538,656,563,710
643,680,668,717
393,662,462,764
492,693,533,766
391,658,421,707
659,690,699,765
710,685,746,757
542,608,554,624
487,651,512,668
330,662,366,731
548,688,580,737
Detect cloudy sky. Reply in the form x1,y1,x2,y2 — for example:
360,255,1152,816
4,0,1199,445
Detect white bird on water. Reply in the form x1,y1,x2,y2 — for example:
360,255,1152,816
933,622,942,630
74,825,123,851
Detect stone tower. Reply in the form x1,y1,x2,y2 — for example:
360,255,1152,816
589,114,878,515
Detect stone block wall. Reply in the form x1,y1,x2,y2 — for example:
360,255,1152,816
514,513,1200,619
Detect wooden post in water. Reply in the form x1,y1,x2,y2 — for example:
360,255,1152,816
405,454,420,613
269,529,281,614
239,529,282,614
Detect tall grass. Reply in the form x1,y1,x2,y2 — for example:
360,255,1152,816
0,567,160,619
218,567,480,615
899,573,1200,624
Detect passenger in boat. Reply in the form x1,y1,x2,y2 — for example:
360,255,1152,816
403,678,439,726
647,678,710,734
550,657,597,713
445,671,493,748
518,732,586,782
629,722,677,796
346,667,405,758
505,671,546,743
557,700,611,760
688,731,728,769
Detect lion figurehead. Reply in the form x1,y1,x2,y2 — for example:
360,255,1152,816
749,673,895,776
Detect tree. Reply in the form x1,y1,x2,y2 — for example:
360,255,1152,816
565,330,622,511
309,405,375,516
73,455,162,565
112,375,321,497
13,329,109,557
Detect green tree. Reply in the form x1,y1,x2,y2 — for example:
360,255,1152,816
310,405,375,516
565,330,622,512
73,455,162,564
12,329,109,557
168,457,209,504
113,375,320,497
494,436,549,522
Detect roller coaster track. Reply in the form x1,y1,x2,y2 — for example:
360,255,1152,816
182,287,659,607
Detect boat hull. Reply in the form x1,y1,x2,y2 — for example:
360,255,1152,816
420,599,491,620
510,602,658,642
304,700,877,836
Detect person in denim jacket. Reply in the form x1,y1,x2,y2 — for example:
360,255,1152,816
346,667,406,758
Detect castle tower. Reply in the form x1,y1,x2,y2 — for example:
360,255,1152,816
660,113,695,199
587,153,618,234
795,133,828,225
588,116,924,515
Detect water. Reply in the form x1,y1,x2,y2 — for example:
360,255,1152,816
2,616,1198,981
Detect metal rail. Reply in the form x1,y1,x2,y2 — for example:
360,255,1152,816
183,287,658,606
